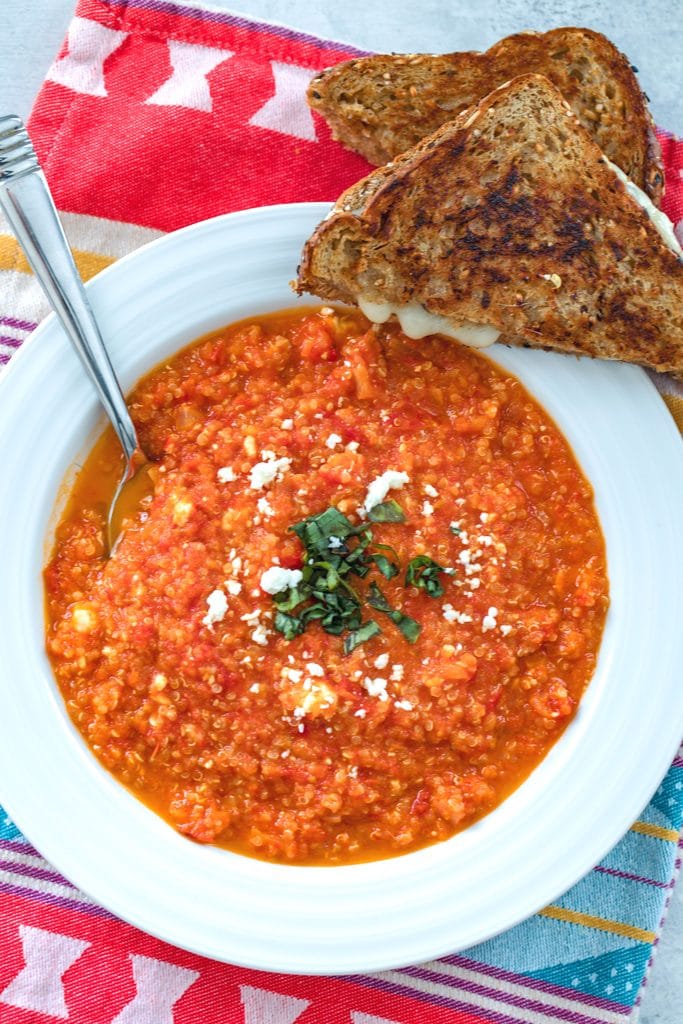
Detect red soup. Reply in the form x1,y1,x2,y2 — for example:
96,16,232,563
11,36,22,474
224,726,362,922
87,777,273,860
45,307,609,864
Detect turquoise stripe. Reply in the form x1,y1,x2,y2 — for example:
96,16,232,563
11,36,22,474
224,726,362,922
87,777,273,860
466,912,642,975
649,764,683,830
0,804,23,841
526,945,651,1008
598,828,674,885
552,866,665,932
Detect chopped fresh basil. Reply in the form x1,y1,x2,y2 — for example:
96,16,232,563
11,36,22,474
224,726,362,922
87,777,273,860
367,582,421,644
291,506,358,558
270,503,436,651
449,523,461,536
370,553,399,580
343,620,381,655
274,609,306,640
367,499,406,523
405,555,447,598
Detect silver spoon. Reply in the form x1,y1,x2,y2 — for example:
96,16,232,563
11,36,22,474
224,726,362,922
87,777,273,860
0,115,152,555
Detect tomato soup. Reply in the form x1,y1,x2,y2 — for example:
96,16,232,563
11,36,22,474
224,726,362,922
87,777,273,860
45,307,608,864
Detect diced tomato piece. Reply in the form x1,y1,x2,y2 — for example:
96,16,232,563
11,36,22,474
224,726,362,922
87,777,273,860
296,318,337,363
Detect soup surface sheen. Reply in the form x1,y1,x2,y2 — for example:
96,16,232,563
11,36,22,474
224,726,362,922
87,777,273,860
45,307,608,864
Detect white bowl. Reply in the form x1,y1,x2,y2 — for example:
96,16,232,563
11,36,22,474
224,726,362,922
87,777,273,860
1,203,683,974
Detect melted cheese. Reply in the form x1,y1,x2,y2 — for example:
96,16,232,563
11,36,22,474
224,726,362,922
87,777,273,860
604,159,682,257
358,297,500,348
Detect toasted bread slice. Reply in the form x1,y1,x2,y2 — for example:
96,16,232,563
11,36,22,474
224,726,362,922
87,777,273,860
297,75,683,379
308,27,663,205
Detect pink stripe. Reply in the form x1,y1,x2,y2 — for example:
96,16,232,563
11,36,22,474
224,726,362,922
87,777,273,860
0,877,114,920
0,334,24,349
0,855,78,889
0,352,12,366
441,954,628,1014
672,756,683,768
105,0,371,55
593,864,670,888
403,964,617,1024
0,315,37,332
0,837,37,855
355,974,625,1024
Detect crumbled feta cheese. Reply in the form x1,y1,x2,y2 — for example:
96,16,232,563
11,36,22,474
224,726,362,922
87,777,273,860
482,607,499,633
249,456,292,490
217,466,235,483
362,469,410,515
257,496,274,518
225,579,242,596
363,677,389,701
202,589,228,628
422,500,434,517
251,624,270,646
325,432,343,449
374,652,390,670
394,699,413,711
469,578,481,590
354,708,367,718
72,605,97,633
280,749,290,759
442,604,473,625
240,609,262,624
450,520,462,532
479,512,489,523
172,497,193,526
348,765,359,778
390,664,404,681
280,419,294,430
478,535,493,547
500,624,513,637
231,555,243,574
306,662,325,677
282,667,303,683
423,483,439,498
346,440,360,452
249,683,261,693
328,536,344,549
260,566,303,595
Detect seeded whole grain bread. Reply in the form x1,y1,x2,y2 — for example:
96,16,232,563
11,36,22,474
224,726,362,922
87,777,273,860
308,27,664,205
296,74,683,379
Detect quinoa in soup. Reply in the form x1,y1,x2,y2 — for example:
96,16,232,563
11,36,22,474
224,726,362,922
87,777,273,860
45,306,608,864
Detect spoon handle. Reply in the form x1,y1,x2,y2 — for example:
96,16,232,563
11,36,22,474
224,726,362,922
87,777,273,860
0,115,138,463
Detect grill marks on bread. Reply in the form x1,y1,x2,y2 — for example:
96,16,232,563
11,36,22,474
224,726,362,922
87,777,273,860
297,75,683,379
308,27,663,205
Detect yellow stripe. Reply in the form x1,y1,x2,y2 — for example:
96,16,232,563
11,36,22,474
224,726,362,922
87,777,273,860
662,394,683,434
630,820,680,842
0,233,113,281
539,905,655,943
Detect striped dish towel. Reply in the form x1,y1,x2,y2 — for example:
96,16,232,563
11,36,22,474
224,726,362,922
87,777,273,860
1,2,682,1022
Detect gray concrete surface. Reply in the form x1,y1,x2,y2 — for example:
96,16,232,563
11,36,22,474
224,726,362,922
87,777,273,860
0,2,680,1021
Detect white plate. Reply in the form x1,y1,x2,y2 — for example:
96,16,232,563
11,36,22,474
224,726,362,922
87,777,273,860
0,203,682,974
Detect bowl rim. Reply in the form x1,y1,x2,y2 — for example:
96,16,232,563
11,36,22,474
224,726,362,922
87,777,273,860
1,202,683,974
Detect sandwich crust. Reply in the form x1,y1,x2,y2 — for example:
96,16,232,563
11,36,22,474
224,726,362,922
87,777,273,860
308,27,664,205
